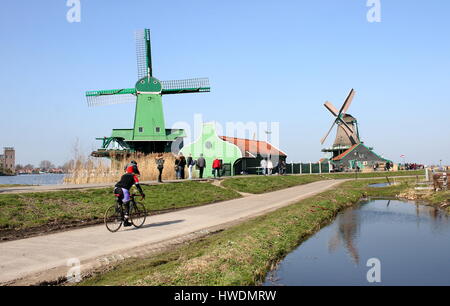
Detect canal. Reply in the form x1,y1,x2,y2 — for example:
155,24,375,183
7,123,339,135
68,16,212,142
264,199,450,286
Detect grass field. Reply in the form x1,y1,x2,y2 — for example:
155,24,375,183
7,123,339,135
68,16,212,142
221,175,324,194
321,170,424,179
221,170,423,194
79,179,412,286
0,181,241,232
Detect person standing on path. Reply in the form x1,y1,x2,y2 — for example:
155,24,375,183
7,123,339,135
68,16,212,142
267,159,273,175
212,158,221,179
260,158,267,175
187,153,196,180
174,155,181,179
179,153,187,179
155,153,164,183
197,154,206,179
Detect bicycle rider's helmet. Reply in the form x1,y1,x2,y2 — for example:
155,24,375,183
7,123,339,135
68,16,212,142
130,160,137,165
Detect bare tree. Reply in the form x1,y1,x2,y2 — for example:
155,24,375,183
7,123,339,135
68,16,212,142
24,164,34,170
61,160,75,172
39,160,55,171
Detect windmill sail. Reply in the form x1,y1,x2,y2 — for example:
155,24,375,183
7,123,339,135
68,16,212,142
86,88,137,107
135,29,152,80
320,89,359,146
161,78,210,95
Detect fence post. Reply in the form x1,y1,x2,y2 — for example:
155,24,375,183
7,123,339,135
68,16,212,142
291,162,294,174
329,161,331,173
300,162,302,174
309,162,312,174
319,162,322,174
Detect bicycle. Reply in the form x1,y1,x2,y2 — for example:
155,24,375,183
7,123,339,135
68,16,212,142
104,193,147,232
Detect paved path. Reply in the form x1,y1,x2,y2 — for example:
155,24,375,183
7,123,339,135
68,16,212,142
0,179,343,285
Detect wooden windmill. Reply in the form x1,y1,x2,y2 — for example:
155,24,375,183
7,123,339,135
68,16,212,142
85,29,210,156
320,89,361,158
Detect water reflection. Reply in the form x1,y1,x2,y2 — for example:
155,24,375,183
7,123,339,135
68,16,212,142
328,207,361,265
264,199,450,286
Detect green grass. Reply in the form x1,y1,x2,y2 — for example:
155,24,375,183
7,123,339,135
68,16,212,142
321,170,424,179
423,190,450,213
0,181,241,232
79,179,412,286
222,175,323,194
221,171,422,194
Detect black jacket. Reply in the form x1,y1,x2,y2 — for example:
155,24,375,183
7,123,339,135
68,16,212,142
115,173,143,194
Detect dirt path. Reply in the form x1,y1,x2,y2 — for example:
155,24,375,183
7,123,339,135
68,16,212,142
0,179,209,194
0,179,344,285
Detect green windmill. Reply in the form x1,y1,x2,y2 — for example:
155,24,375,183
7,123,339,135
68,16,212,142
86,29,210,156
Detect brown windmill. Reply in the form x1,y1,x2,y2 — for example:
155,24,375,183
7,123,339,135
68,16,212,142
320,89,361,158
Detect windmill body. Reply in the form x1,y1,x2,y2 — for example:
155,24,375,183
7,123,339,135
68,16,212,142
332,114,360,151
85,29,210,156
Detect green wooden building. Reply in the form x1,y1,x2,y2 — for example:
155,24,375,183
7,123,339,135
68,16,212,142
180,122,287,177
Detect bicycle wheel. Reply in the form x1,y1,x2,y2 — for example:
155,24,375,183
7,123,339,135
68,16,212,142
130,201,147,228
104,204,123,232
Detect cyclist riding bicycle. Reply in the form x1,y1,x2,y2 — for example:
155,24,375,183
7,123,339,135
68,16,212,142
114,171,145,227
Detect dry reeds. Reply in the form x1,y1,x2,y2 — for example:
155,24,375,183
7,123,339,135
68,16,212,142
64,152,180,184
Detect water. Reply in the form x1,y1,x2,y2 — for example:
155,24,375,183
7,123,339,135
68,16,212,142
0,173,65,186
264,199,450,286
368,183,393,188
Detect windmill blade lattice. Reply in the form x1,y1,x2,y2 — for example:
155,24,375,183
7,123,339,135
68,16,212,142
135,29,151,80
161,78,210,94
86,88,137,107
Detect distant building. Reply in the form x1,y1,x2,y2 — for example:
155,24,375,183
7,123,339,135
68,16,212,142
0,147,15,174
331,143,390,171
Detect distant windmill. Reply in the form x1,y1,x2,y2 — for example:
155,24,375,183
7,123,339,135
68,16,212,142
320,89,360,148
320,89,390,169
85,29,210,156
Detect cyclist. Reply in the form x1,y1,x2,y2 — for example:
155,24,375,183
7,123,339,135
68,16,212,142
124,160,140,176
114,172,145,227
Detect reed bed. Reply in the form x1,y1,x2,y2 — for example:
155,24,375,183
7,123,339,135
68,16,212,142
64,152,181,184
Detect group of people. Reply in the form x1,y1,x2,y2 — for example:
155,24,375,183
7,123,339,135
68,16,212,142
402,163,423,171
173,153,208,180
260,158,287,175
156,153,223,181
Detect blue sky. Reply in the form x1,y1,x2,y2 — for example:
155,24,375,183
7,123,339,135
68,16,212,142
0,0,449,166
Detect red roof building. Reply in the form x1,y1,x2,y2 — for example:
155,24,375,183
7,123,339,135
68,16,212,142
219,136,287,158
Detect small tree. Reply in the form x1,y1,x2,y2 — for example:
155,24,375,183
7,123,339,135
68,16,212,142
39,160,55,171
24,164,34,170
62,160,75,173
